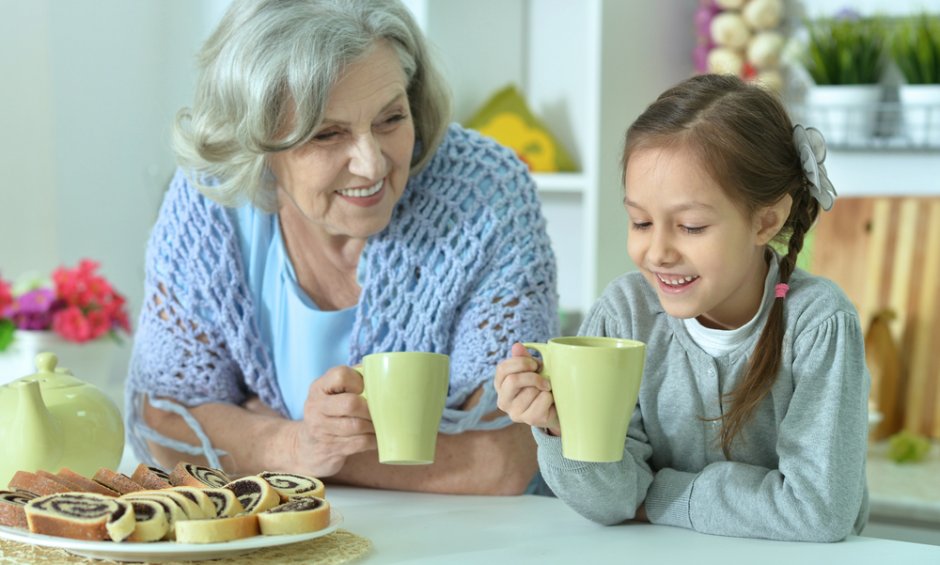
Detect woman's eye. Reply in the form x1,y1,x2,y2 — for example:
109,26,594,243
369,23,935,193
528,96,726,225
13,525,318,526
376,113,408,131
312,130,340,142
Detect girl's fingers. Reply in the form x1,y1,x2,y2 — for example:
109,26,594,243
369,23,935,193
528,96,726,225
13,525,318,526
519,390,557,429
495,357,542,390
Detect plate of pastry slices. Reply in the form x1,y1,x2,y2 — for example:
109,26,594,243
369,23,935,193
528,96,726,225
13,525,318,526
0,463,340,562
0,510,342,562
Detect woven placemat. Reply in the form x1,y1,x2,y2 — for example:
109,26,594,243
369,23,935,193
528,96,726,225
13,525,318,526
0,529,371,564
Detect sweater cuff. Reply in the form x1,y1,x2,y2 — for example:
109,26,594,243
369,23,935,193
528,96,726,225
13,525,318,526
644,468,695,529
531,427,593,471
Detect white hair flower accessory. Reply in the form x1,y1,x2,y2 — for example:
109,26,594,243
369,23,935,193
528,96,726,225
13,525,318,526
792,124,836,211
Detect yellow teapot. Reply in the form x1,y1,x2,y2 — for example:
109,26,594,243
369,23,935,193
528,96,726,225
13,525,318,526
0,352,124,487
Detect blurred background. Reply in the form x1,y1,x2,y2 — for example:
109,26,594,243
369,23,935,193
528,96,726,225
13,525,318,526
1,0,939,543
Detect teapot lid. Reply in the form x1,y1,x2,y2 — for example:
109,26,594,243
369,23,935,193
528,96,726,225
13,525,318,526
21,352,84,389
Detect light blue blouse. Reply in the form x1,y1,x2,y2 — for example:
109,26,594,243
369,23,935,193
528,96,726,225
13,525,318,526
232,204,356,420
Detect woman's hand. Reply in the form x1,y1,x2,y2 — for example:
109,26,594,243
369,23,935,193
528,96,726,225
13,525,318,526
494,343,560,435
287,365,377,477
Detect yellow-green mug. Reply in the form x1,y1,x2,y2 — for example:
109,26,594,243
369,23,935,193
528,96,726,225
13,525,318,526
524,337,645,462
354,352,449,465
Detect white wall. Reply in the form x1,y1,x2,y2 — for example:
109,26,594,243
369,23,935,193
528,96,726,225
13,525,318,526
0,0,228,398
801,0,940,17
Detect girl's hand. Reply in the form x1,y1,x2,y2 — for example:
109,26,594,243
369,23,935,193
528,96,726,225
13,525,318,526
287,365,377,477
494,343,560,435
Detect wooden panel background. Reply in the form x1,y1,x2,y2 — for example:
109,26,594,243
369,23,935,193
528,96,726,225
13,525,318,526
808,197,940,439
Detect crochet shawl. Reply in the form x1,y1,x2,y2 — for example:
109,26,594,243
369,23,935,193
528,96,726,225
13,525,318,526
125,124,559,468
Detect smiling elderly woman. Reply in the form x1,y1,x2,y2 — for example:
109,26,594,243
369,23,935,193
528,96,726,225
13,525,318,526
125,0,558,495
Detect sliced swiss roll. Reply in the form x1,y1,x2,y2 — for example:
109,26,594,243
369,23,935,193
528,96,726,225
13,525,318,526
0,489,37,529
25,492,136,542
167,487,216,518
92,468,145,495
224,476,280,514
120,492,187,541
130,463,172,490
6,471,71,497
201,488,244,518
126,499,169,542
258,496,331,536
257,471,326,501
169,462,231,489
125,489,205,520
174,514,259,544
56,469,120,497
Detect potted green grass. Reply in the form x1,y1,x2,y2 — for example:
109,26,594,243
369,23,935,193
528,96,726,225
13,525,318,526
889,13,940,146
800,15,887,145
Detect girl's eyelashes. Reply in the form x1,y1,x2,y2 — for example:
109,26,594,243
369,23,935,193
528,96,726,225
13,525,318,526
630,221,707,234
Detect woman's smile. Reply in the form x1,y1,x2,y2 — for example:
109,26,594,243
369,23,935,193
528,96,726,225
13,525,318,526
337,178,386,206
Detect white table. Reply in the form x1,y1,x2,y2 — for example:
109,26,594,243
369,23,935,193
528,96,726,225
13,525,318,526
326,486,940,564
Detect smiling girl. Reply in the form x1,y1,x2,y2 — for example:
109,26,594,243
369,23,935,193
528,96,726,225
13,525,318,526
494,74,870,541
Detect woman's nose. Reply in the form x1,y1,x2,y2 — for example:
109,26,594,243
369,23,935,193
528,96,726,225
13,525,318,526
348,133,384,180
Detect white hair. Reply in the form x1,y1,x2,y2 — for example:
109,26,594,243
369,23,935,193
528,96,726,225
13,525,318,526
173,0,452,210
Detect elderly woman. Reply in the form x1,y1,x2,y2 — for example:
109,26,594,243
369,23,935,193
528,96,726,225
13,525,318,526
125,0,558,495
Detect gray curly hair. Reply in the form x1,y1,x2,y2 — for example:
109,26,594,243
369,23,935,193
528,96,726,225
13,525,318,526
173,0,452,210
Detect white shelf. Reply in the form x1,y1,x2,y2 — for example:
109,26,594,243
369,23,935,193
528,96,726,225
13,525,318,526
531,172,588,195
409,0,696,314
825,150,940,197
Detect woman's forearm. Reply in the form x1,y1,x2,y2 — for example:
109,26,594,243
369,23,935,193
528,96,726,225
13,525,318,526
329,421,538,495
143,385,538,494
142,397,296,477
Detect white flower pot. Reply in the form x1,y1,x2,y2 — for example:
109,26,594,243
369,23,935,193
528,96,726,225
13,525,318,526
898,84,940,147
0,330,119,396
804,85,883,146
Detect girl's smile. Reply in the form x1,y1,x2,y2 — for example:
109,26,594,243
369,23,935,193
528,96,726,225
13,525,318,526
654,273,700,293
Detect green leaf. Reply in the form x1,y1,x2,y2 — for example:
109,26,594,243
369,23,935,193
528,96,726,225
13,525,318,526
889,13,940,84
803,16,887,85
0,320,13,352
888,430,931,463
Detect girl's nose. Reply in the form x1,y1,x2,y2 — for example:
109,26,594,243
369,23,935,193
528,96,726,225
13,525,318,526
648,230,677,266
348,133,384,180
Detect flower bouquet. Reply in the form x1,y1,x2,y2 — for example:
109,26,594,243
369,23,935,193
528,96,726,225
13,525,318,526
0,260,131,387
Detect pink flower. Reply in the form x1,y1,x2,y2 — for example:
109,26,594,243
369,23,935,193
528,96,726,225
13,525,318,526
0,276,12,317
52,305,94,343
9,288,58,330
1,259,132,345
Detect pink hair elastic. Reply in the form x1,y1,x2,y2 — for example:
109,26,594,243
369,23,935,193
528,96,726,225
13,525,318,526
775,283,790,299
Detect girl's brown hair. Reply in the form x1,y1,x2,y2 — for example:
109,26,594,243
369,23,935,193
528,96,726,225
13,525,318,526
622,74,820,457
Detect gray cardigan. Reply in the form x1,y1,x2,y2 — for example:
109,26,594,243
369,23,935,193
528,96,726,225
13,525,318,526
535,265,870,542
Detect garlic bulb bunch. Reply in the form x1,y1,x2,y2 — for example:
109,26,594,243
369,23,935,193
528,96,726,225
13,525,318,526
693,0,786,91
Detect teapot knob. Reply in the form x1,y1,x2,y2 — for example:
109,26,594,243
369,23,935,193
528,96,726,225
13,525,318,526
34,352,59,373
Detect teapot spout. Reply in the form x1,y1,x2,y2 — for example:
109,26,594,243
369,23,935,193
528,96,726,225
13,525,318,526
11,378,63,472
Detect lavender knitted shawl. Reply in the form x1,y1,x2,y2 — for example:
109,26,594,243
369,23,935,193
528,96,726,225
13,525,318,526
125,125,559,468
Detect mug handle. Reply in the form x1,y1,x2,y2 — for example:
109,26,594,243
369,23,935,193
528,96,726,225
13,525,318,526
351,364,367,400
522,342,549,380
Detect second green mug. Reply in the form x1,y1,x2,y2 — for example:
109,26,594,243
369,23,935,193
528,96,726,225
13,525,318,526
355,351,449,465
524,336,645,462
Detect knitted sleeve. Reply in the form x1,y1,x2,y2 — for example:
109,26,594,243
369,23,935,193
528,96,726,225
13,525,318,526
124,170,280,468
444,149,559,431
351,126,559,432
534,286,655,524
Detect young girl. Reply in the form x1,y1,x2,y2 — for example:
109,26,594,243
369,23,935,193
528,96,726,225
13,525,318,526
494,74,869,542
